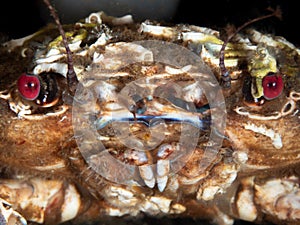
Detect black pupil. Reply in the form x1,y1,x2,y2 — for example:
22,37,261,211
267,81,277,88
27,82,36,88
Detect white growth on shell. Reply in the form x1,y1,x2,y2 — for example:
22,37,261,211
148,196,172,214
35,48,63,63
156,159,170,192
182,81,203,103
244,123,283,149
33,63,68,77
139,165,155,188
61,184,81,222
138,23,176,38
236,177,258,222
181,32,223,44
249,29,300,55
201,186,222,201
90,33,109,48
165,65,192,74
85,11,103,24
2,33,36,51
33,160,66,171
232,151,248,164
92,42,153,70
254,176,300,220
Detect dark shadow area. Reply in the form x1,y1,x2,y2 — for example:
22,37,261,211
0,0,298,46
172,0,298,46
0,1,44,40
60,215,276,225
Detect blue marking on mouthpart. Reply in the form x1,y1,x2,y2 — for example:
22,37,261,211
94,107,211,131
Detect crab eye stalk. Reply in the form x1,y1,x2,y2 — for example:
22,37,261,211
262,73,284,100
17,73,41,100
218,6,281,89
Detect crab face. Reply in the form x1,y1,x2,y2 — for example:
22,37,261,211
0,10,300,225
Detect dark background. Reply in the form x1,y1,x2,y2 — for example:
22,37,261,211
174,0,298,46
0,0,298,47
0,1,295,225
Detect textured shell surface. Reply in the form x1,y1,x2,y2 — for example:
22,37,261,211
0,10,300,225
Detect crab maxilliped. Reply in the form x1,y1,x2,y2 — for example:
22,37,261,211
0,11,300,225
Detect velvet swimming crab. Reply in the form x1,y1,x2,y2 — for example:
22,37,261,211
0,5,300,225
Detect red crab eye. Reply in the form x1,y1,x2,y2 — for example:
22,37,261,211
262,73,284,100
17,73,41,100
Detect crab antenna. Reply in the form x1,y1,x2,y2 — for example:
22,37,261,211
43,0,78,94
219,6,282,88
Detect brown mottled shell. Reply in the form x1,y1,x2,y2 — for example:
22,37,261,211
0,11,300,225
